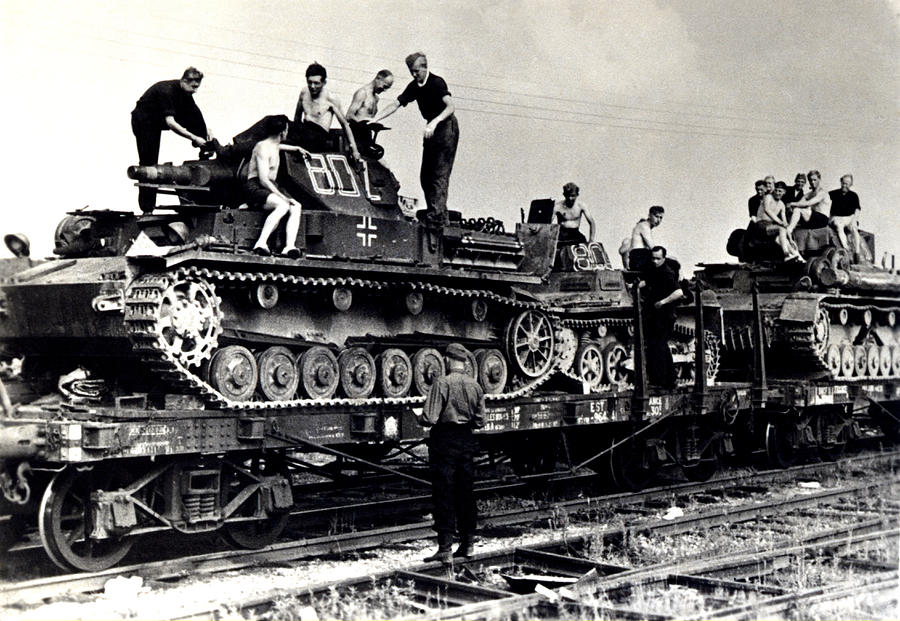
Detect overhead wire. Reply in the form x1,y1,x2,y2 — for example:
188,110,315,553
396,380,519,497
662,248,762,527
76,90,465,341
56,13,894,135
25,20,895,145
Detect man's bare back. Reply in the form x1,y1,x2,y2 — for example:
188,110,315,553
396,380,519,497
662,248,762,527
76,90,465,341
248,139,280,182
631,219,653,250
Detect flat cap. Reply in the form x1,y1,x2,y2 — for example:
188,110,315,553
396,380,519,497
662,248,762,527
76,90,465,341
445,342,470,362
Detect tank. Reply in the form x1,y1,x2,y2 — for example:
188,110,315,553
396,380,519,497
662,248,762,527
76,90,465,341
696,225,900,382
0,117,714,410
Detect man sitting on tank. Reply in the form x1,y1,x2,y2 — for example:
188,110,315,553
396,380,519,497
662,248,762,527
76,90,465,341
290,63,361,161
747,179,766,224
753,181,803,262
828,174,865,261
246,115,307,259
785,169,830,236
553,182,595,247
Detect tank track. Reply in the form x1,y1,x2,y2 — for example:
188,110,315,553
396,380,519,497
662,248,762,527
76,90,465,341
781,300,900,380
125,268,561,410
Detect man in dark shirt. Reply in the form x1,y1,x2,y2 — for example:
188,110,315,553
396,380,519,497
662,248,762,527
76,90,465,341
641,247,684,389
131,67,213,212
828,174,864,259
419,343,485,563
373,52,459,228
784,173,807,207
748,179,766,222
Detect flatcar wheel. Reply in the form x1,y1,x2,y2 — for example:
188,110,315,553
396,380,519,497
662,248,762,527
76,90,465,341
412,348,445,396
825,344,842,377
338,347,376,398
38,466,134,571
574,342,604,393
765,422,800,469
474,348,508,394
298,346,339,399
878,346,892,377
609,439,654,491
209,345,258,401
603,343,629,387
257,346,299,401
839,344,855,378
505,310,555,379
221,456,290,550
866,345,881,377
853,345,868,377
377,348,412,398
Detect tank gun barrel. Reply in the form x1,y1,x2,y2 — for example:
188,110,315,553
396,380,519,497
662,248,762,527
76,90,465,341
127,161,234,187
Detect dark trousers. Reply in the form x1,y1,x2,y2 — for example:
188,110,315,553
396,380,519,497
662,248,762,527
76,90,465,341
420,115,459,225
132,114,161,213
644,308,676,389
428,423,476,537
629,248,652,272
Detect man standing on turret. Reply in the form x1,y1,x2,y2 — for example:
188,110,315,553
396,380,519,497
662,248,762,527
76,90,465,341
131,67,213,213
373,52,459,229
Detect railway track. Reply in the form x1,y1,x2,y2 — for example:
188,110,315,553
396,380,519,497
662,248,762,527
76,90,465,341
1,449,896,613
213,478,899,621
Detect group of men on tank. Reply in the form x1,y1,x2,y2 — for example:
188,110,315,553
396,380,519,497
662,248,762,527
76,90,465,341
746,171,864,262
131,53,457,255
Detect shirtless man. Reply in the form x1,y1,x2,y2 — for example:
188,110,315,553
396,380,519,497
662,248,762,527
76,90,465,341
757,181,803,262
786,169,830,235
246,115,308,258
346,70,394,161
291,63,360,160
552,182,595,246
628,205,665,272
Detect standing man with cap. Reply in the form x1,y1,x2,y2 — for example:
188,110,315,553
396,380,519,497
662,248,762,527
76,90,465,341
373,52,459,228
418,343,485,563
552,182,595,246
131,67,214,212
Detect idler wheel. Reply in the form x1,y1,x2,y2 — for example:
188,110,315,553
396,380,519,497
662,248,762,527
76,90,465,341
152,277,223,367
474,348,508,395
603,343,629,388
879,345,892,377
377,348,412,398
811,308,830,358
298,346,339,399
504,310,555,379
209,345,258,401
574,341,605,393
257,346,299,401
839,344,855,378
825,344,842,377
853,345,868,377
866,344,881,377
892,345,900,377
338,347,376,398
412,348,445,396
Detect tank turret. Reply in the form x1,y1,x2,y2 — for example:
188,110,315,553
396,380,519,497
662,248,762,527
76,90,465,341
697,226,900,382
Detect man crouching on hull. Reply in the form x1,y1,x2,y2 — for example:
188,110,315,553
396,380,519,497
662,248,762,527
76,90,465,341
247,115,308,258
419,343,485,563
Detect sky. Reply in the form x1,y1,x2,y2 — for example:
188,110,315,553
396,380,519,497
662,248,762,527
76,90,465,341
1,0,898,269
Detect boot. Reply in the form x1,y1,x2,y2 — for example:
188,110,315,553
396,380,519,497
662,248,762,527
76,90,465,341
453,534,474,559
423,532,453,564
